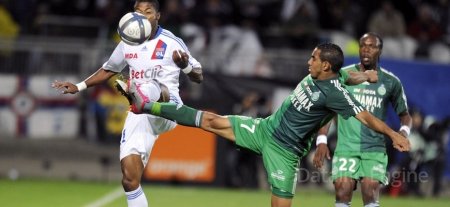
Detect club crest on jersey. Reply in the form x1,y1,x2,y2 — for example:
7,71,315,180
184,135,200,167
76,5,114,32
377,84,386,96
151,40,167,59
311,91,320,101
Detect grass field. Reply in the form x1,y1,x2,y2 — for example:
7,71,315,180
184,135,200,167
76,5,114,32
1,179,449,207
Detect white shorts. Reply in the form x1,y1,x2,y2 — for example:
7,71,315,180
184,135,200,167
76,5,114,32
119,111,176,166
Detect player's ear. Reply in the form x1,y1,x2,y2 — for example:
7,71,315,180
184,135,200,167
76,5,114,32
321,61,331,71
156,12,161,21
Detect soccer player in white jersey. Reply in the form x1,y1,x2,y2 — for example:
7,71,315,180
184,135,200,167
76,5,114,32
51,1,203,206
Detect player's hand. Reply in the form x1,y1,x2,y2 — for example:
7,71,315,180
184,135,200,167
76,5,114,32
172,50,189,69
51,80,78,94
391,132,410,152
313,144,330,169
365,70,378,83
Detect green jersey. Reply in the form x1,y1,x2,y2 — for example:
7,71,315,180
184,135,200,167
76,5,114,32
336,64,408,153
263,75,365,156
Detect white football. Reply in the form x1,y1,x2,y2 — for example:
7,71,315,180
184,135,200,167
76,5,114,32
117,12,152,45
137,81,161,102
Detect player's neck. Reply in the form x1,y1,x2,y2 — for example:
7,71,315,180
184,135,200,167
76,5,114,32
316,72,338,80
149,25,161,40
359,63,377,71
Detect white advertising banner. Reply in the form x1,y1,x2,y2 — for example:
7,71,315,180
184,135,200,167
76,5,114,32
0,74,80,139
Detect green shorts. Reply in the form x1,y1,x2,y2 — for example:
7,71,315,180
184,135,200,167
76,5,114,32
229,115,300,198
331,152,388,185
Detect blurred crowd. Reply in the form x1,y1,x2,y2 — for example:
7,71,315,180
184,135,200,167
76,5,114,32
1,0,450,65
388,109,450,197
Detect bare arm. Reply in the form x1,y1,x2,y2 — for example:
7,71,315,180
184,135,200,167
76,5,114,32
346,70,378,85
84,68,117,87
398,111,412,138
313,120,332,169
355,111,410,151
317,121,332,136
52,68,117,94
186,67,203,83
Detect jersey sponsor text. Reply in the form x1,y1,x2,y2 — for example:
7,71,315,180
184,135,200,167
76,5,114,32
291,86,314,112
131,65,164,79
125,53,138,59
353,94,383,113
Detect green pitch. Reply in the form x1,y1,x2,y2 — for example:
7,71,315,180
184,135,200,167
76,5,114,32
0,179,448,207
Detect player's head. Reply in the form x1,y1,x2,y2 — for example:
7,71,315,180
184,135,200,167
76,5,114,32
135,0,160,12
359,32,383,69
308,43,344,79
317,43,344,73
135,0,161,32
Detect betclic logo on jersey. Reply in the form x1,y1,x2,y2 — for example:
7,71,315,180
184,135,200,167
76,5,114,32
151,40,167,59
131,65,164,79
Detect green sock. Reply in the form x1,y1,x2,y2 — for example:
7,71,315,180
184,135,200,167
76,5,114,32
143,102,203,127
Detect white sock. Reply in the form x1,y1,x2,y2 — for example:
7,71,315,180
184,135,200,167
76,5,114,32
125,185,148,207
335,202,351,207
364,202,379,207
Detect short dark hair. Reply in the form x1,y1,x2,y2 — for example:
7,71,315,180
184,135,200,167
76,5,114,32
317,43,344,72
360,32,383,50
136,0,160,12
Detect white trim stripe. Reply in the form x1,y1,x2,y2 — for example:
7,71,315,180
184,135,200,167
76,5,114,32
353,106,364,114
83,187,123,207
127,188,143,200
195,111,202,127
161,31,189,51
331,79,365,115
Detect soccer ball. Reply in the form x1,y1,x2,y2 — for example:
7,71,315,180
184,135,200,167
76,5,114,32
117,12,152,45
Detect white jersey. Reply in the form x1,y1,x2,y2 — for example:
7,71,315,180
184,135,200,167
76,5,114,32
104,26,201,164
102,26,201,104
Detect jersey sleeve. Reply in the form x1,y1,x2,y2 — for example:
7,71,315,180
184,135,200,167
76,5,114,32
326,81,365,119
339,68,350,84
102,42,127,72
170,35,202,69
389,77,408,115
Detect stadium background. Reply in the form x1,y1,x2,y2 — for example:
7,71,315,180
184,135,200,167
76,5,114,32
0,0,449,206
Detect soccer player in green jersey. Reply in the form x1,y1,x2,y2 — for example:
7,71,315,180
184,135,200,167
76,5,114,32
121,43,410,207
313,33,412,207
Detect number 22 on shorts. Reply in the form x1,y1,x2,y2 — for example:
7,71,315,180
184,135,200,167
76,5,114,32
337,158,357,173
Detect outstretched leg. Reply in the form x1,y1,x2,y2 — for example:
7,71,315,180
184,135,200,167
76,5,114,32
126,81,236,141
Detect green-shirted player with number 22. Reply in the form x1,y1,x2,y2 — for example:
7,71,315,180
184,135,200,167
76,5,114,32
313,33,412,207
120,43,410,207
